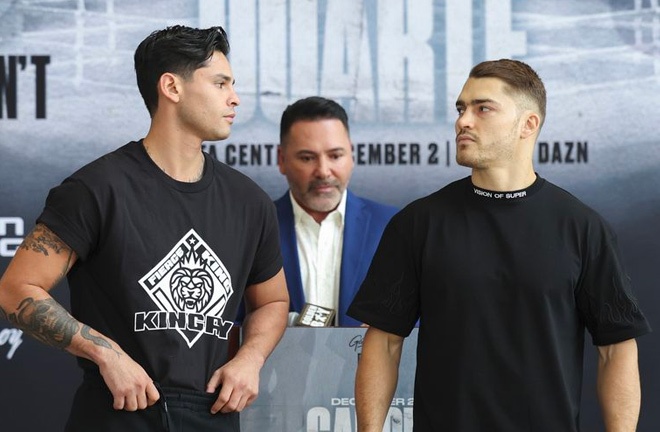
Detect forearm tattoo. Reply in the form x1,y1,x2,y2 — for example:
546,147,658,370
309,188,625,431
7,297,79,349
81,325,122,358
7,299,122,358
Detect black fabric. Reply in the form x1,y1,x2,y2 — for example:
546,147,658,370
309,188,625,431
38,140,282,429
65,373,239,432
348,175,651,432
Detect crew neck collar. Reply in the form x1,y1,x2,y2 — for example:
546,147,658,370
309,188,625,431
137,139,213,192
469,174,544,202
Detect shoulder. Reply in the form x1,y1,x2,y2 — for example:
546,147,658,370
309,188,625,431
61,142,141,190
273,192,294,222
539,179,605,222
210,158,272,203
381,177,467,234
348,190,399,218
273,192,290,207
401,176,467,213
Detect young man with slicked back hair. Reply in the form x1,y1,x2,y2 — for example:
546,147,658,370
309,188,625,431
0,25,289,432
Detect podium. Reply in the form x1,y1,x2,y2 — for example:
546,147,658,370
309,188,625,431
240,327,418,432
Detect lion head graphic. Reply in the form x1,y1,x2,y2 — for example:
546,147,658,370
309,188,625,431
170,252,214,313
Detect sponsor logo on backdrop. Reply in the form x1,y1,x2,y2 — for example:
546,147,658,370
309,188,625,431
0,328,23,360
349,333,364,361
0,217,24,257
0,55,50,119
538,141,588,164
135,229,234,348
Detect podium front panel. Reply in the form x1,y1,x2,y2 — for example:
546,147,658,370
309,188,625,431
241,327,418,432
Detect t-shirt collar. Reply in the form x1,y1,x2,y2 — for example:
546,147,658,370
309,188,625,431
470,174,544,202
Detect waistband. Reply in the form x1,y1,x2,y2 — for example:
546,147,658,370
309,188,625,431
158,385,219,410
82,369,218,400
82,370,221,431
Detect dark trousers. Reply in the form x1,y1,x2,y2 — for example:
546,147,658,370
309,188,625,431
65,374,240,432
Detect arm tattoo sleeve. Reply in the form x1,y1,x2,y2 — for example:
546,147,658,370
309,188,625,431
7,297,79,350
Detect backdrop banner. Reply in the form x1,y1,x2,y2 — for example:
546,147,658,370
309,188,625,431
1,1,658,431
241,327,417,432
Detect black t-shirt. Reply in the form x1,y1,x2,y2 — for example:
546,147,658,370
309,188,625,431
38,141,282,391
348,175,651,432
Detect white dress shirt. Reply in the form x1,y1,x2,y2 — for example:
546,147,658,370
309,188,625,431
290,190,346,322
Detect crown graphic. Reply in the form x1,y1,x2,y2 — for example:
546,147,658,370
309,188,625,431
181,249,206,270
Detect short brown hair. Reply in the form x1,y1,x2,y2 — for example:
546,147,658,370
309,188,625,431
469,59,546,127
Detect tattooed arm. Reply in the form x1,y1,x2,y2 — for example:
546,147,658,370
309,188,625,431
0,223,160,411
0,224,78,349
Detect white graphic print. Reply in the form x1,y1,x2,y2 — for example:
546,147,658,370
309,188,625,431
136,229,234,348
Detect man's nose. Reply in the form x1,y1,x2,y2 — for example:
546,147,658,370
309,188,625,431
314,157,331,178
455,109,473,131
228,85,240,107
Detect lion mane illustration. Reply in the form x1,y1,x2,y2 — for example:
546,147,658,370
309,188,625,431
170,252,214,312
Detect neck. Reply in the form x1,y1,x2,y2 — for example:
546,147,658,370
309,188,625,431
143,137,205,183
470,166,536,191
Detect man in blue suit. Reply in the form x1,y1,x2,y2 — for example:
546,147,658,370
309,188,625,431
276,96,398,326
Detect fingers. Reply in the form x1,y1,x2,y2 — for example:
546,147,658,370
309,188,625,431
210,382,258,414
111,381,160,411
207,359,262,414
206,369,221,394
100,351,160,412
113,394,140,411
210,385,230,414
211,390,247,414
112,394,125,411
111,394,142,411
146,381,161,406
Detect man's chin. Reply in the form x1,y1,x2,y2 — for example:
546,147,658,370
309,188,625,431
306,196,341,213
207,129,231,142
455,157,473,168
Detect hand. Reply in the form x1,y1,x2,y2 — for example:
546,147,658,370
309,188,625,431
98,349,160,411
206,354,262,414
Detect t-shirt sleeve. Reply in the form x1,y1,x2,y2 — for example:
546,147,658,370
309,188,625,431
246,198,283,286
36,178,101,260
347,213,420,337
575,218,651,346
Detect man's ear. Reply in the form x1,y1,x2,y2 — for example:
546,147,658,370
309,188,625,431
158,72,181,104
520,111,541,139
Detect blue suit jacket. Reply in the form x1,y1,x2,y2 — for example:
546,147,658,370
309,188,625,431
276,190,398,326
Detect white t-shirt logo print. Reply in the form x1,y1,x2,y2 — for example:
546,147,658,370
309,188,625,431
135,229,234,347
